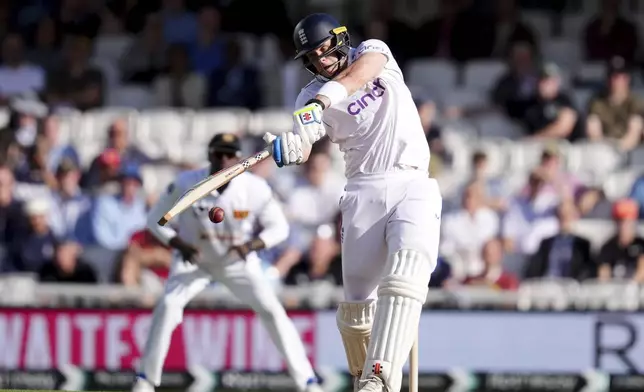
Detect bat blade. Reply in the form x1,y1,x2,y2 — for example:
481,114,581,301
158,148,272,226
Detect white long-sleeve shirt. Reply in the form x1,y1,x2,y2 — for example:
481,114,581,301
147,168,289,264
296,39,430,178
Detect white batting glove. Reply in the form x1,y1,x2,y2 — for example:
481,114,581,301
271,132,303,167
293,102,326,146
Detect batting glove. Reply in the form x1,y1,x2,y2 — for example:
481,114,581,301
272,131,303,167
293,101,326,146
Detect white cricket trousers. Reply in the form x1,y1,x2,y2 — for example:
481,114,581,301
139,253,316,390
339,170,442,301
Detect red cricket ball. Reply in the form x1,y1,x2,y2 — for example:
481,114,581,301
209,207,225,223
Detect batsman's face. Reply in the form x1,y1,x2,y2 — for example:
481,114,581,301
308,39,341,78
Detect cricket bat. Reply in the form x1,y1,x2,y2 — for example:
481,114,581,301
157,133,276,226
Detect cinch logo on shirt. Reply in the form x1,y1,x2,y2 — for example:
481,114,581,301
347,78,386,115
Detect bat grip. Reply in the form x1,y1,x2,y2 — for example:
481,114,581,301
262,132,277,145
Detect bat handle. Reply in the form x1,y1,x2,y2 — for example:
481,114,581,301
263,132,277,145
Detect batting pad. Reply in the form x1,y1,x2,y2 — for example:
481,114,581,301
336,300,376,378
361,249,430,392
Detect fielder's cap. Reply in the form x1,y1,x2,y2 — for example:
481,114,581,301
607,56,631,76
24,198,51,216
613,198,638,220
539,62,561,79
209,133,242,155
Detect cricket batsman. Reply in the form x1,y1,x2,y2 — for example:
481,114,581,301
270,13,443,392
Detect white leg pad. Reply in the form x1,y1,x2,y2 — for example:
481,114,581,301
336,301,376,378
360,249,430,392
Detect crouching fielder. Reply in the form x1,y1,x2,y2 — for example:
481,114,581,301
272,14,443,392
132,133,321,392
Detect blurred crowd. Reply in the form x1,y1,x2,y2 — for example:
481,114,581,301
2,0,644,299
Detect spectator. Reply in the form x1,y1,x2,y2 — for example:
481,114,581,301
0,166,28,268
105,118,152,166
502,170,559,256
630,174,644,219
41,115,80,173
207,39,261,110
38,240,97,283
584,0,638,62
440,181,500,280
90,163,146,251
417,0,493,62
120,229,171,286
49,159,92,243
429,257,453,288
250,141,297,203
161,0,197,45
489,0,538,57
586,57,644,151
526,201,594,280
286,153,343,251
4,97,48,152
301,217,342,284
119,12,167,85
0,33,45,102
119,230,169,305
13,135,58,189
9,198,57,273
491,42,539,120
0,2,9,41
416,99,452,176
464,150,508,212
264,229,308,285
522,63,581,141
26,17,62,72
530,145,582,203
81,148,121,195
191,6,227,77
46,35,105,110
597,199,644,282
357,0,415,68
98,7,124,36
153,43,206,108
221,0,293,39
110,0,152,34
463,238,519,290
83,119,151,190
578,186,613,219
12,1,53,29
276,152,343,284
55,0,101,38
